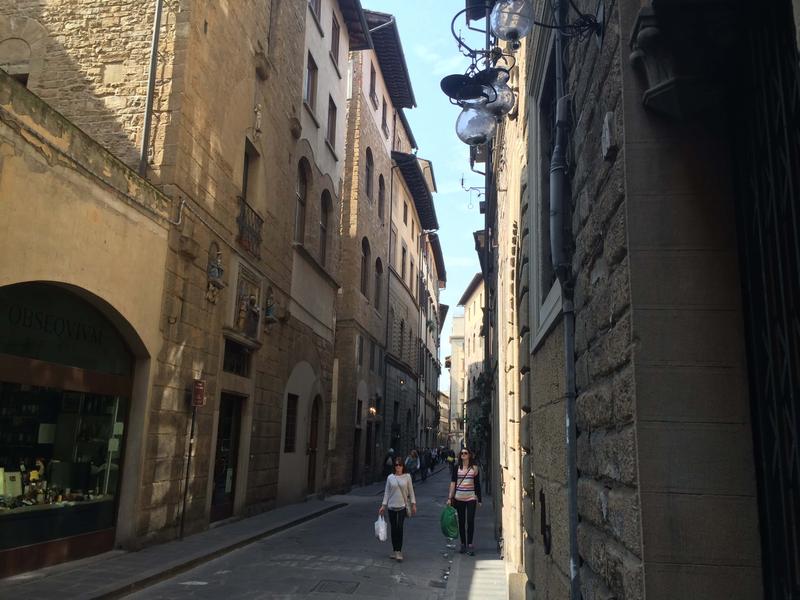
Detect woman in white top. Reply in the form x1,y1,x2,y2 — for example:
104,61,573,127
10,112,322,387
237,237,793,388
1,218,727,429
378,456,417,561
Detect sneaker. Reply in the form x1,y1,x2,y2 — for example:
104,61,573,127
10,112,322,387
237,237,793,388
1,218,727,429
396,552,403,562
390,551,398,560
459,544,466,554
467,545,475,556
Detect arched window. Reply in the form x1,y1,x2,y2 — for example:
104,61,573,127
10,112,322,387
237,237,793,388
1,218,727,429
374,258,383,310
319,190,332,266
295,160,310,243
360,237,371,298
365,148,374,201
378,175,386,221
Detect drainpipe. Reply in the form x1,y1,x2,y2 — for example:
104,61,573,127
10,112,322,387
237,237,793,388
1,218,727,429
549,0,580,598
139,0,164,177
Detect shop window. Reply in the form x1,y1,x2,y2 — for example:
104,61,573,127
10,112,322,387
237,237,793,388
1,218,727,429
223,338,251,377
0,384,128,551
284,394,298,452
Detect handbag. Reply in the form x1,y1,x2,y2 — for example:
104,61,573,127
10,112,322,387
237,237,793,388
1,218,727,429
440,505,459,539
374,515,387,542
397,474,412,517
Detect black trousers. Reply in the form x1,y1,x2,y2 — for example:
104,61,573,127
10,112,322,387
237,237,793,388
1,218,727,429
453,499,477,545
387,508,406,551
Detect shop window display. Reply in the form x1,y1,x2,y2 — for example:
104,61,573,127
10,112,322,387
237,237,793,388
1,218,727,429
0,382,127,550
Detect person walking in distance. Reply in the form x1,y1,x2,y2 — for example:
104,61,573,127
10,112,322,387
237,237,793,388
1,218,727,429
446,447,482,556
379,456,417,561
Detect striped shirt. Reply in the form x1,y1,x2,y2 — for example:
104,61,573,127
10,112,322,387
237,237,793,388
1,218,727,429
453,466,481,502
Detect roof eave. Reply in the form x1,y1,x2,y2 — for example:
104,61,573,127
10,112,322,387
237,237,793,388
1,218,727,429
339,0,373,50
392,151,439,230
457,272,483,306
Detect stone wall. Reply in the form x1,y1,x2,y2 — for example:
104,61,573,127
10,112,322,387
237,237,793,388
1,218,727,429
0,0,179,168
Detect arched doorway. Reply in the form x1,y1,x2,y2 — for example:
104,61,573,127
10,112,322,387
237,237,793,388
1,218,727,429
0,282,138,576
307,395,321,493
277,362,324,505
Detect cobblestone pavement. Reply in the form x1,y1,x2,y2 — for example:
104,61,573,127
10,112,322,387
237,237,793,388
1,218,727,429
127,468,507,600
0,467,507,600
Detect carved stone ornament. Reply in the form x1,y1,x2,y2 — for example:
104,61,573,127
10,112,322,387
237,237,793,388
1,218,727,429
629,6,727,119
205,244,226,304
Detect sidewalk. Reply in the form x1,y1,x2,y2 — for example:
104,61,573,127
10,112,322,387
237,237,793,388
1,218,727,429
0,498,347,600
443,497,508,600
0,463,508,599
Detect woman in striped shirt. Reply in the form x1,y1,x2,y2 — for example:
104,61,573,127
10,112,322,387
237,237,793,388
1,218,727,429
446,447,482,555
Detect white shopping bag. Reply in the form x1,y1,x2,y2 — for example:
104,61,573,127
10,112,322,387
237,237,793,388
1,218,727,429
374,515,387,542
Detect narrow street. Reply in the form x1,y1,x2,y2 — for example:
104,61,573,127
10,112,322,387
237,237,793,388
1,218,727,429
127,468,506,600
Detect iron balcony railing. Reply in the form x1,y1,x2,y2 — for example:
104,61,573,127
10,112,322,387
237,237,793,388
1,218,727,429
236,196,263,258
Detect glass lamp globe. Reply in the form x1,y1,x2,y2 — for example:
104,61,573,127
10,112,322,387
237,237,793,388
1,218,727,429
490,0,534,43
456,99,497,146
486,76,515,115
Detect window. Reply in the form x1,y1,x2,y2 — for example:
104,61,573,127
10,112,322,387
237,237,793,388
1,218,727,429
401,245,407,280
326,96,337,148
403,201,408,224
308,0,320,18
369,340,375,371
319,191,331,265
357,334,364,367
360,237,371,298
242,139,259,201
369,62,377,107
410,259,415,293
365,148,374,201
223,338,251,377
381,98,389,137
330,14,340,64
374,258,383,309
284,394,299,452
389,225,397,265
411,221,415,240
399,320,405,357
304,53,318,110
295,161,309,243
538,50,557,303
527,45,563,350
378,175,386,221
356,399,363,425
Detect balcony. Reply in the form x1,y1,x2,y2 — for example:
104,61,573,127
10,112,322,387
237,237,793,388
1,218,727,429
236,196,263,258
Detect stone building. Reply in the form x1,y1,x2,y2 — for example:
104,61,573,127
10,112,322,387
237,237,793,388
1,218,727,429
446,314,466,451
0,0,369,574
478,0,800,598
419,233,447,449
328,8,418,490
385,147,439,462
277,0,371,507
456,274,485,452
437,391,450,447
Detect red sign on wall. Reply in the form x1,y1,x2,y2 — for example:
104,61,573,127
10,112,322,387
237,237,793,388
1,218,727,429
192,379,206,407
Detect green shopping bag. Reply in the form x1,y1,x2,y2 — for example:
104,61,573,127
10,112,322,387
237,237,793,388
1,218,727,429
440,505,459,539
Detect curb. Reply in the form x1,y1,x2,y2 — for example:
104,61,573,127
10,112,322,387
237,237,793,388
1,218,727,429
93,502,347,599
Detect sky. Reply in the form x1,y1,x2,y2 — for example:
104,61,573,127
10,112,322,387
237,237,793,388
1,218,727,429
362,0,487,395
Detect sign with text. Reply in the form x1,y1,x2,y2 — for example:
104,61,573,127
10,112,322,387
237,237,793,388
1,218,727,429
192,379,206,407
